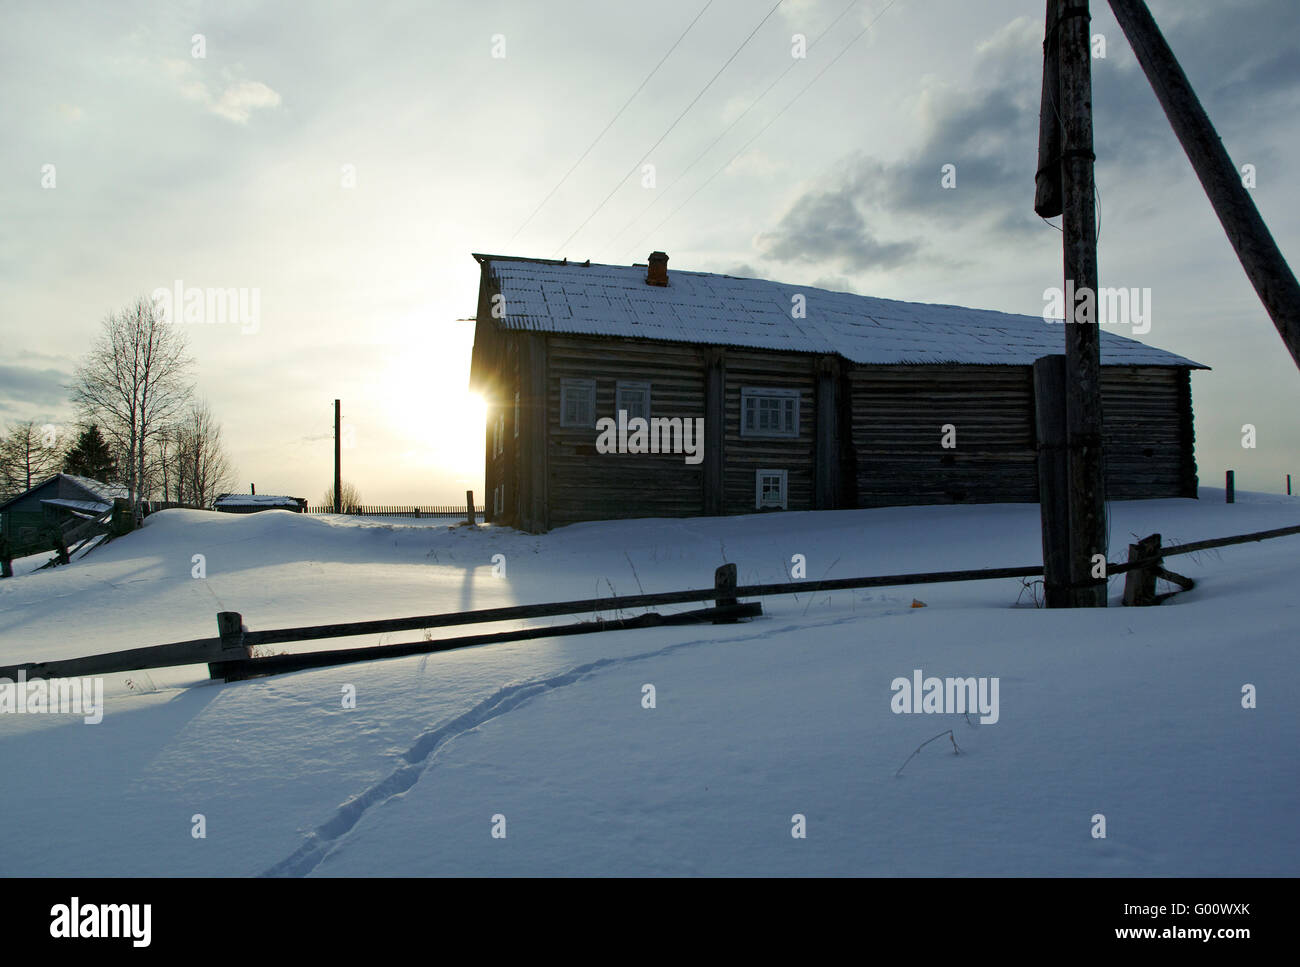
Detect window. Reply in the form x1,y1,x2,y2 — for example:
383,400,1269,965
615,380,651,420
741,387,800,438
755,469,788,510
560,378,596,427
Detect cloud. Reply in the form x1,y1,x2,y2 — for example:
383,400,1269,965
751,0,1300,277
164,58,281,124
0,363,71,410
756,182,921,271
210,80,282,123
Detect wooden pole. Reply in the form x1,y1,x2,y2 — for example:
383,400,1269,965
1287,473,1292,496
1226,470,1235,503
466,490,477,525
1033,355,1070,607
1107,0,1300,371
333,399,342,515
1034,0,1064,218
1057,0,1108,607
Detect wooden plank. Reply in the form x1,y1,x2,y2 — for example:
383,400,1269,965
1034,355,1071,607
704,348,725,516
815,355,840,509
218,603,764,681
714,562,738,624
0,637,227,681
1122,533,1161,606
1108,0,1300,371
1109,522,1300,574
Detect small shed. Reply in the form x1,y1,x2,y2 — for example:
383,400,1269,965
0,474,130,557
213,493,307,514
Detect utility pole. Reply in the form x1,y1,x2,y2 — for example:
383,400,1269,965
1038,0,1108,607
334,399,342,515
1108,0,1300,371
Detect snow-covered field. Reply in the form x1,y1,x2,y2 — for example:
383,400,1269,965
1,493,1296,876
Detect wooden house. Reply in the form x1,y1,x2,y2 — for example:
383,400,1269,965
468,252,1206,532
0,474,130,557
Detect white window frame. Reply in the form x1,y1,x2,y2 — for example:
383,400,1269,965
560,378,597,427
740,387,800,438
615,380,651,421
755,468,788,510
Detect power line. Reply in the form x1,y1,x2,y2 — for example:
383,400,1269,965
553,0,787,257
507,0,718,245
628,0,905,256
606,0,863,251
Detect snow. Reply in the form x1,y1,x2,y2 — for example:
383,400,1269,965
0,493,1296,875
484,257,1206,368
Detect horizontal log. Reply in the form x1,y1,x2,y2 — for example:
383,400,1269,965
216,603,764,681
0,636,237,682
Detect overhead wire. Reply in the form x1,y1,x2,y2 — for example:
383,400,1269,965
552,0,788,257
507,0,718,244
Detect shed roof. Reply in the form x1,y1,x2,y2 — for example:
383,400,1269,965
0,473,129,513
213,494,303,508
475,255,1207,369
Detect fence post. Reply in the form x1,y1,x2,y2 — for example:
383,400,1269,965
0,535,11,578
1288,474,1292,496
713,563,738,623
1122,533,1161,606
466,490,477,526
210,611,249,681
1226,470,1235,503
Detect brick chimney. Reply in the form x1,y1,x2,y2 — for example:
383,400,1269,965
645,251,669,286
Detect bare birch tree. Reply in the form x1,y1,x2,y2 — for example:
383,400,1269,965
0,421,63,499
157,400,236,507
70,296,193,513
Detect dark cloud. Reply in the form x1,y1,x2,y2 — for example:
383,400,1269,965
756,183,921,271
754,0,1300,276
0,364,70,409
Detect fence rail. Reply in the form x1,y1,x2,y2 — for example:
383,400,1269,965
2,523,1296,684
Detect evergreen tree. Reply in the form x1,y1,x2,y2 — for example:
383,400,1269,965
62,425,118,483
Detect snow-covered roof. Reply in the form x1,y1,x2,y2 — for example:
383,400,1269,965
41,498,112,515
214,494,303,507
60,474,130,503
478,257,1207,368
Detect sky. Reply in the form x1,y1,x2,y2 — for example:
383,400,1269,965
2,0,1297,503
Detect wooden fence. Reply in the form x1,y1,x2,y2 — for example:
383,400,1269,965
2,523,1297,684
305,505,485,517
